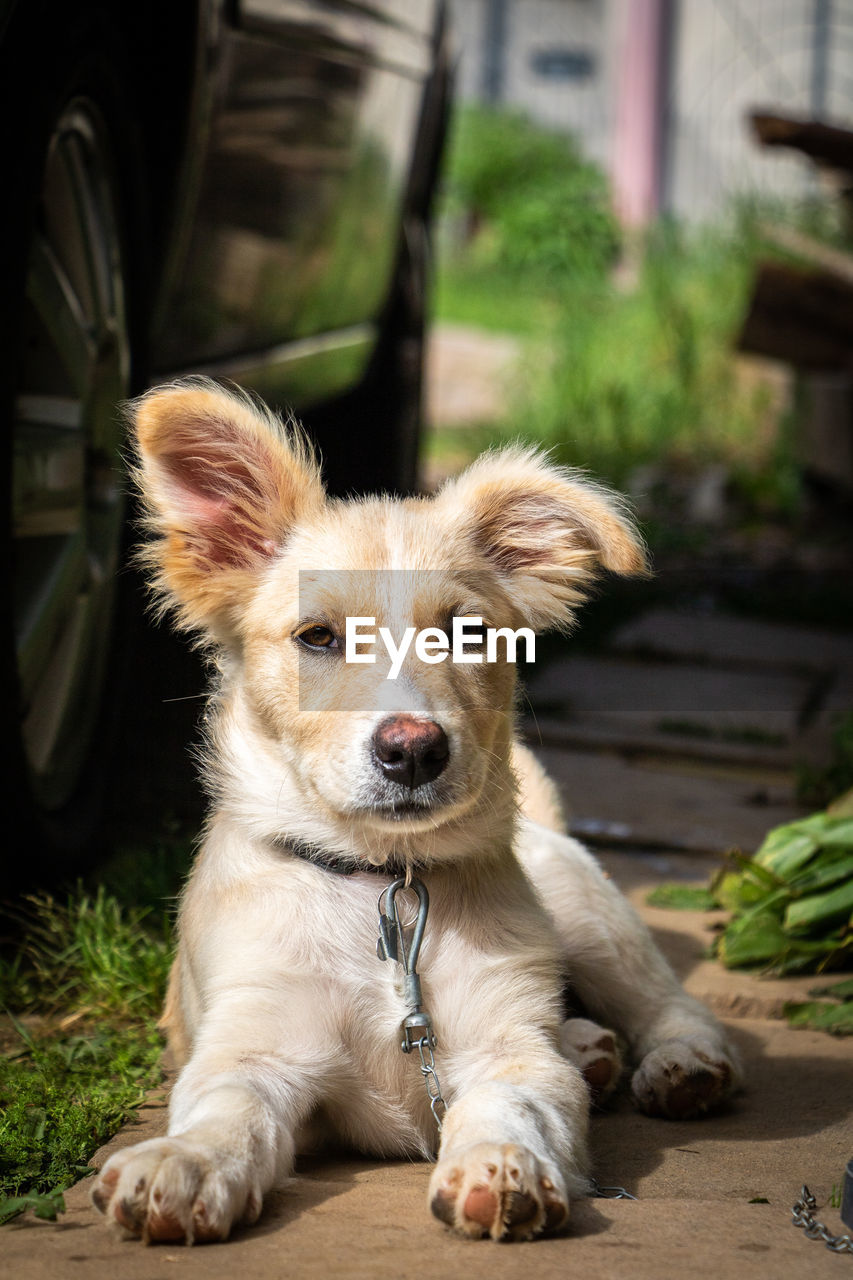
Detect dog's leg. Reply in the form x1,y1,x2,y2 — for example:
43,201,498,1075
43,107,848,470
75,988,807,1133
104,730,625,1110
518,820,741,1119
428,1047,590,1241
91,1048,316,1243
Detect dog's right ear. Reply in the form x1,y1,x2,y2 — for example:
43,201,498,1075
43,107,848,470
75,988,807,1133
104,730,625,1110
132,379,324,636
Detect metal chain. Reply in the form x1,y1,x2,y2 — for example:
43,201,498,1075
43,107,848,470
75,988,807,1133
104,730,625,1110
376,876,447,1133
413,1029,447,1130
792,1186,853,1253
591,1179,636,1201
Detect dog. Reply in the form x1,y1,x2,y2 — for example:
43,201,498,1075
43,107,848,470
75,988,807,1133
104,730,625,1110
91,379,739,1244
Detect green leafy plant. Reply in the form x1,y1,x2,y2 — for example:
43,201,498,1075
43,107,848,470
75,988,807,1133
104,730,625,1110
0,1018,164,1221
435,115,810,520
645,884,718,911
647,808,852,1033
0,1188,65,1225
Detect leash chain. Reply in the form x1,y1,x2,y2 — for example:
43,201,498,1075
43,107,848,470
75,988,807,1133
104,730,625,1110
376,876,447,1132
590,1179,636,1200
792,1186,853,1253
409,1023,447,1130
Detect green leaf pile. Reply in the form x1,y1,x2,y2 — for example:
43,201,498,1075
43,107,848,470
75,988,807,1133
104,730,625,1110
712,813,853,975
645,883,718,911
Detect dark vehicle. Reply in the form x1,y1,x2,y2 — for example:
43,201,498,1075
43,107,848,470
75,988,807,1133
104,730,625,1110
1,0,451,859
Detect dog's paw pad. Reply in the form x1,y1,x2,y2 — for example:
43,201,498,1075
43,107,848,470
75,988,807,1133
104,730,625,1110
559,1018,624,1105
91,1137,255,1244
463,1185,499,1228
540,1176,568,1230
90,1166,119,1214
631,1039,737,1119
428,1143,568,1241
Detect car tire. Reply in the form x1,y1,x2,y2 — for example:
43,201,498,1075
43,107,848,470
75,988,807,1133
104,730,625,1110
0,9,149,880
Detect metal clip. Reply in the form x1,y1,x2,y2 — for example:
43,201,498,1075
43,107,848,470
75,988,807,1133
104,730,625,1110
376,877,429,977
376,912,398,962
376,876,447,1131
402,1009,435,1054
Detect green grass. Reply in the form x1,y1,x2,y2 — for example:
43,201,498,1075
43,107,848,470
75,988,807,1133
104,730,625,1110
435,216,799,511
0,1018,164,1220
0,831,192,1223
440,104,620,288
0,886,172,1020
431,105,822,523
433,258,559,337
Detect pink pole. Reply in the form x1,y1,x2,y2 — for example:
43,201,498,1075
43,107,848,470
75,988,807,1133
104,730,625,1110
612,0,670,227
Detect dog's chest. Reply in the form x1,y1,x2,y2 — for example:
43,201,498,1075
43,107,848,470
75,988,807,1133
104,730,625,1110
295,897,444,1155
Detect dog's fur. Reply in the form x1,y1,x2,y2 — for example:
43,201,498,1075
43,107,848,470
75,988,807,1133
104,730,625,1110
91,380,740,1244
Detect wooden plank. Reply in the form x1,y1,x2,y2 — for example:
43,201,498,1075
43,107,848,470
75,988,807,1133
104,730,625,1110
738,261,853,369
750,111,853,175
758,222,853,286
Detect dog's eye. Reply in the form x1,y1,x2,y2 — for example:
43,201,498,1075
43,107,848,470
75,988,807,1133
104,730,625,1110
295,625,339,651
463,621,489,645
450,617,489,646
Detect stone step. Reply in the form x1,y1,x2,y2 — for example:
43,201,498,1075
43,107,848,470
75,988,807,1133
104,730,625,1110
524,656,814,753
610,608,853,674
523,716,800,771
528,744,803,855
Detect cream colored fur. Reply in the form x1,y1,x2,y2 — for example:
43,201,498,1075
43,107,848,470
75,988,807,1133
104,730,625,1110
92,380,740,1245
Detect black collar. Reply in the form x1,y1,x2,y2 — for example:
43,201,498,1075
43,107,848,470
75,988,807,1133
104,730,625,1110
284,839,414,879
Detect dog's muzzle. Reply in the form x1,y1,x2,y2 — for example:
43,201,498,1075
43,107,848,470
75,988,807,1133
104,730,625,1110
371,715,449,790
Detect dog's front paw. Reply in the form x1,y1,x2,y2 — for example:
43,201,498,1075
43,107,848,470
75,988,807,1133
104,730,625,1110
91,1137,261,1244
631,1038,738,1119
428,1142,568,1241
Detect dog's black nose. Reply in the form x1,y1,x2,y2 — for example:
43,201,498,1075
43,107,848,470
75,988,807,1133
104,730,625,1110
372,715,449,789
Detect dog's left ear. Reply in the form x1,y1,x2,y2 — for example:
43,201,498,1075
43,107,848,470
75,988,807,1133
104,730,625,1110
437,447,649,630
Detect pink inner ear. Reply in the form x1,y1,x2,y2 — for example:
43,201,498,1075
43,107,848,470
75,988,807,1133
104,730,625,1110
479,495,581,572
158,435,280,568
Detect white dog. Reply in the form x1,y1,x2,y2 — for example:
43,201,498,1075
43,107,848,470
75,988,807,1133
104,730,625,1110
92,380,739,1244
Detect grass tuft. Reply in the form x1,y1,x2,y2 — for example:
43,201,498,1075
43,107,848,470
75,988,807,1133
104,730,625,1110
0,873,180,1221
0,886,172,1021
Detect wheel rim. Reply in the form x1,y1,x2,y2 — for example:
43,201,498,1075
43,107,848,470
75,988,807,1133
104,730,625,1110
13,100,130,811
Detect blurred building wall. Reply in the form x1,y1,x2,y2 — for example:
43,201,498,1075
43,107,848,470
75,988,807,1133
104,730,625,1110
451,0,853,222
